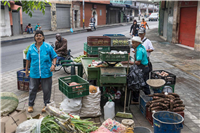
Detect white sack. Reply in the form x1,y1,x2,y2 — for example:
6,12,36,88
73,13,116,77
80,87,101,117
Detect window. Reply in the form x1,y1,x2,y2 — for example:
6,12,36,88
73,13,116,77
100,10,102,16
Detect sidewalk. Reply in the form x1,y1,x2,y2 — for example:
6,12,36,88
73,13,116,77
1,17,144,43
1,22,133,43
1,27,199,132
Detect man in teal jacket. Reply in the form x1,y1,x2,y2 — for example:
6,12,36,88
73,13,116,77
26,30,57,113
35,23,42,31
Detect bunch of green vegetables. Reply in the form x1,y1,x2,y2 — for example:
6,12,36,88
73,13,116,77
40,116,63,133
73,55,87,63
71,118,98,133
24,45,31,55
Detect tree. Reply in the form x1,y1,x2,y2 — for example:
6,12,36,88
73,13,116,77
2,1,52,17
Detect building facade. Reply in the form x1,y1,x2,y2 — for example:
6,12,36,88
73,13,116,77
79,1,109,27
159,1,200,51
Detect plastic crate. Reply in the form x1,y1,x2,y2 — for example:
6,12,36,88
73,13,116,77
150,70,176,85
84,42,87,52
17,80,42,91
103,34,125,37
17,69,30,82
139,94,152,117
58,75,89,99
87,45,110,55
99,52,128,62
110,46,130,53
110,37,129,46
87,36,111,46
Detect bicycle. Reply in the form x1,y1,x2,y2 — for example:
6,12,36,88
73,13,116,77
49,42,73,74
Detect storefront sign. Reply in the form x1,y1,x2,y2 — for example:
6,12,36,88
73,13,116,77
180,1,198,7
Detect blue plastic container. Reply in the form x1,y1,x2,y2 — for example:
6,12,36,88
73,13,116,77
17,69,30,81
139,94,152,117
103,34,125,37
153,111,184,133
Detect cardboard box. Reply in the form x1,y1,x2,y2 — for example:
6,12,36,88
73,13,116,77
1,109,27,133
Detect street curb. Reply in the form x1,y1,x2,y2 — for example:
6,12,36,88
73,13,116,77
1,23,133,43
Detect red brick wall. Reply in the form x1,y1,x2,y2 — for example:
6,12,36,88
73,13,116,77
80,0,110,4
80,3,106,27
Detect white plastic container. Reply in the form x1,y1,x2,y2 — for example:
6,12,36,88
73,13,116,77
104,100,115,120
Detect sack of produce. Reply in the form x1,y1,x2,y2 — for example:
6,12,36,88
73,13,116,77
16,119,39,133
60,97,82,115
1,92,19,116
80,86,101,117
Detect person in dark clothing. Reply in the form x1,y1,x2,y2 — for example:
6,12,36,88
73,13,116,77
54,34,68,57
90,15,96,30
130,20,140,37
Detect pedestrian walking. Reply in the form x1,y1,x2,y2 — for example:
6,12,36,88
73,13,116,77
25,30,57,113
90,15,96,30
138,28,154,72
130,20,140,37
127,14,130,22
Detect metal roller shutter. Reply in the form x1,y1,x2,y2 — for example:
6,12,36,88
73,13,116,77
179,7,197,47
22,6,51,31
56,4,70,29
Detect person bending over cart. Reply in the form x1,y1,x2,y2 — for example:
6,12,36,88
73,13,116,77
121,36,150,104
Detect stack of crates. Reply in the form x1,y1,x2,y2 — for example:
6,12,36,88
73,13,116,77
139,90,152,117
150,70,176,93
17,69,42,91
85,36,111,57
103,34,130,54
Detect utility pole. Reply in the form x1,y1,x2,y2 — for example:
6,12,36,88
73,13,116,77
83,0,85,29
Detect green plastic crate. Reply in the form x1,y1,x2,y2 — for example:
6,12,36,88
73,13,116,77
87,45,110,55
84,42,88,52
58,75,89,99
99,52,128,62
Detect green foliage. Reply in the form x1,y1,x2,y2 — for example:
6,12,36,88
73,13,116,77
2,1,51,18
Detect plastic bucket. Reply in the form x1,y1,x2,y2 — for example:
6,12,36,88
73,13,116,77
153,111,184,133
134,127,152,133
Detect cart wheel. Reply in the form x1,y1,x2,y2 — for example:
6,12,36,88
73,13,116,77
63,66,71,74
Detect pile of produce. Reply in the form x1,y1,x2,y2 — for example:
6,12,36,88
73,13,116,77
155,71,169,76
73,55,87,63
68,82,85,95
88,60,108,68
24,45,31,55
45,103,98,133
146,92,185,112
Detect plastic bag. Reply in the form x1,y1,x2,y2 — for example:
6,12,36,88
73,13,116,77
60,97,82,115
16,119,39,133
80,87,101,117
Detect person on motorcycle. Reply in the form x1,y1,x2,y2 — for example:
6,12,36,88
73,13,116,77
54,34,68,57
140,18,149,30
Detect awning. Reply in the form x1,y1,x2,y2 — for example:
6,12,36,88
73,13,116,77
110,3,126,8
126,4,138,9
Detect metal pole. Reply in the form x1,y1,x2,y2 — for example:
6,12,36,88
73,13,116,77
83,0,85,29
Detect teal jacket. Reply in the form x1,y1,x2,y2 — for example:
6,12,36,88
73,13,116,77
26,42,57,78
35,25,40,30
136,44,148,66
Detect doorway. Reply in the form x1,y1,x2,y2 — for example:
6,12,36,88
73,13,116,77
74,10,78,28
12,11,21,35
